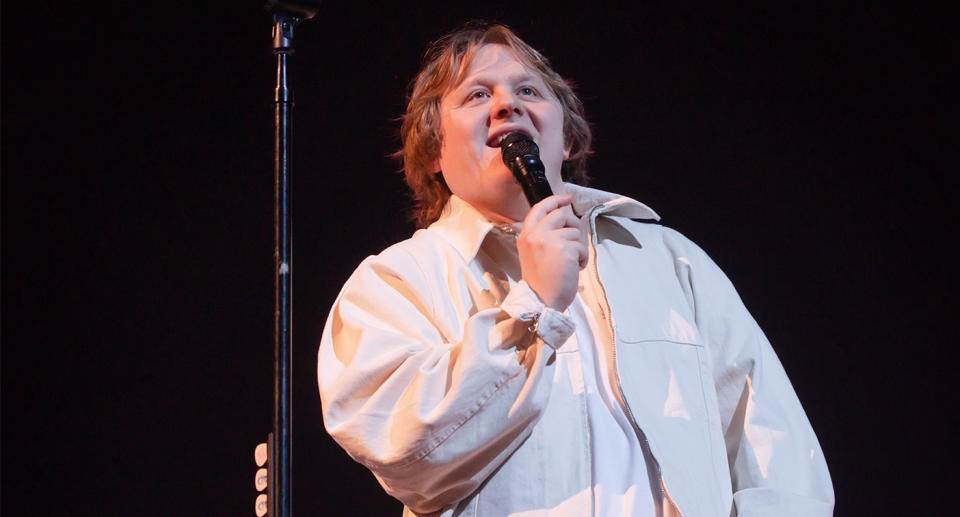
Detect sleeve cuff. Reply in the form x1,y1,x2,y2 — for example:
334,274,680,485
500,280,576,350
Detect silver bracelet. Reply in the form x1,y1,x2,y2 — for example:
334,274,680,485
517,311,541,335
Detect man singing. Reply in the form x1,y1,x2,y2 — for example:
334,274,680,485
317,23,834,517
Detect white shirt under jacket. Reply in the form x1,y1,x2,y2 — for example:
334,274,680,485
317,184,835,517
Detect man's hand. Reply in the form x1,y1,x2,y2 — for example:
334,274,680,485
517,194,588,312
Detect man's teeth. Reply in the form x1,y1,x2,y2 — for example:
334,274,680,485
497,132,526,146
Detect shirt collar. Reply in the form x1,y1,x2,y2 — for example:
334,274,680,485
428,184,660,263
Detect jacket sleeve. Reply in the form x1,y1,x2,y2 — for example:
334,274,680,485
662,228,835,517
317,244,573,514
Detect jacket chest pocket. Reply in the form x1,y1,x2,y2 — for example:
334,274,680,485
594,226,716,462
616,336,720,515
618,337,710,426
607,268,713,440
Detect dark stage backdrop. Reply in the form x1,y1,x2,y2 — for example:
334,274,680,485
2,2,953,516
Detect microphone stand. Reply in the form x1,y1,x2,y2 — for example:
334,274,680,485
263,2,318,516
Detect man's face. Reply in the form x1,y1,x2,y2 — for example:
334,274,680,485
436,44,569,223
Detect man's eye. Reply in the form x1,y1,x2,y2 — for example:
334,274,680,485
468,90,489,101
519,87,538,97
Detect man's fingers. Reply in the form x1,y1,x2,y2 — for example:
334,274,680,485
561,240,588,269
553,227,583,242
534,207,570,231
524,194,572,227
531,203,580,233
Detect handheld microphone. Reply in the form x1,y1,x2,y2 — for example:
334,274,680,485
500,132,553,206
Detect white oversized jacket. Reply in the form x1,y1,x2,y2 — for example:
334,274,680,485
318,184,834,517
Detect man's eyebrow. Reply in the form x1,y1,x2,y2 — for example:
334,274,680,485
508,72,538,84
458,72,540,89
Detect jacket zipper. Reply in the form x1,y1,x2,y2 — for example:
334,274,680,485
587,206,667,508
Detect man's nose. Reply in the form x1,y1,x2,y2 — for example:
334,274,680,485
491,92,523,119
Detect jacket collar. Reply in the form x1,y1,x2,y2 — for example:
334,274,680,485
428,184,660,263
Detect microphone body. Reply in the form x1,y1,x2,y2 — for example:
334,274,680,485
500,132,553,205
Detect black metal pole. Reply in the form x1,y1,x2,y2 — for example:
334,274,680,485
263,3,317,515
272,16,294,517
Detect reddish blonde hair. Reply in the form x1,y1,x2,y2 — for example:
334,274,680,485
396,23,592,228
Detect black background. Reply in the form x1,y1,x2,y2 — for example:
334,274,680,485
2,2,954,515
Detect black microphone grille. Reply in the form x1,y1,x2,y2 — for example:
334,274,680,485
500,132,540,162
